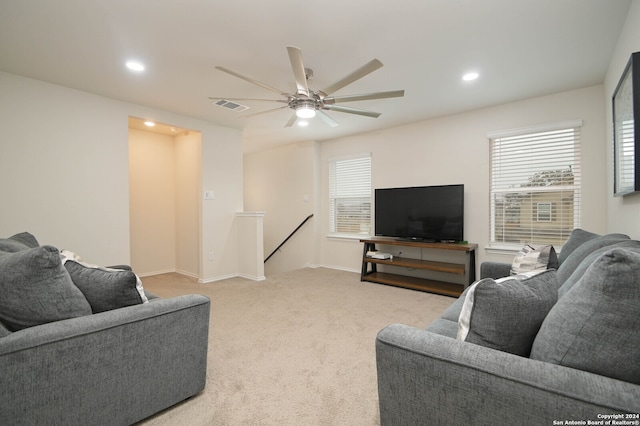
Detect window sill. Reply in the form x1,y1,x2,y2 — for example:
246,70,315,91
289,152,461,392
484,245,521,256
326,233,371,241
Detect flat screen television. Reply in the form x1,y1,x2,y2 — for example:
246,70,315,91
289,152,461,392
374,184,464,242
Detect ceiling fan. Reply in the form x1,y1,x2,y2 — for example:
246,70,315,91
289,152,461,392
209,46,405,127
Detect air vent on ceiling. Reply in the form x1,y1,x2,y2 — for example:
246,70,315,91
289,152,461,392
213,99,250,112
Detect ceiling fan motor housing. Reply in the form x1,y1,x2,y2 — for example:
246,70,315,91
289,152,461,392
290,97,320,111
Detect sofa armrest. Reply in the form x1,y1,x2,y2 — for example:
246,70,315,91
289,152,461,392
0,294,210,426
480,261,511,279
376,324,640,426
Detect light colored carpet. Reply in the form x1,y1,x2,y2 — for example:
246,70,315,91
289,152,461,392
137,267,455,426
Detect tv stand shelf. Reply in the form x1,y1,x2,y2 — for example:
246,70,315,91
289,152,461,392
360,238,477,297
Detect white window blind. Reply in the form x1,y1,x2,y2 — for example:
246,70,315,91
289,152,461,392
489,121,582,249
615,118,636,193
329,154,371,237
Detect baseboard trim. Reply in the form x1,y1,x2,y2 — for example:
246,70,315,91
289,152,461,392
198,273,237,284
318,264,360,274
137,269,176,278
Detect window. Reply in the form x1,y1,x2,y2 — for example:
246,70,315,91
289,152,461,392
536,202,552,222
328,154,371,237
489,121,582,249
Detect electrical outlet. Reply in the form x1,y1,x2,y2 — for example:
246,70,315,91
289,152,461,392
208,251,215,261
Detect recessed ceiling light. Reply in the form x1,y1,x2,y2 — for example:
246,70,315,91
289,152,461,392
144,121,155,127
126,60,145,72
462,72,479,81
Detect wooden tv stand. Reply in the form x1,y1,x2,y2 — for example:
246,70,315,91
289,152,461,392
360,238,477,297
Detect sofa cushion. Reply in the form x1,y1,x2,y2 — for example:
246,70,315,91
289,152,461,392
425,318,459,338
457,270,558,356
530,247,640,385
510,244,558,275
558,239,640,298
439,285,470,322
61,250,148,313
556,234,631,284
0,245,92,331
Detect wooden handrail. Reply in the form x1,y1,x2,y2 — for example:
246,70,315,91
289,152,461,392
264,214,314,263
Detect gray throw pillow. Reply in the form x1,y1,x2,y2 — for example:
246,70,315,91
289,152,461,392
457,270,558,356
0,246,92,331
0,321,12,337
530,247,640,385
7,232,40,248
558,240,640,298
64,261,146,313
556,234,630,284
0,232,40,253
0,238,30,253
557,228,600,265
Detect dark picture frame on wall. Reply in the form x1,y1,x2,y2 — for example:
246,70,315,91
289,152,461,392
613,51,640,196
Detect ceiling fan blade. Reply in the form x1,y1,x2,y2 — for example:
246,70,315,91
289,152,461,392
317,111,339,128
321,59,384,96
324,90,405,104
209,97,287,103
324,104,381,118
241,105,288,118
285,113,298,127
215,66,291,97
287,46,310,97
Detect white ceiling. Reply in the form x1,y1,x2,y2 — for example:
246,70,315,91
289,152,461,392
0,0,631,153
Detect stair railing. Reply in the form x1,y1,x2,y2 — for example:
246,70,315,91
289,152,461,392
264,214,314,263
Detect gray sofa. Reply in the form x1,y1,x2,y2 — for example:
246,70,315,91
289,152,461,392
0,232,210,425
376,229,640,425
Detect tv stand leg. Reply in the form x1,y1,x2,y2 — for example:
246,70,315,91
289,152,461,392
361,242,376,281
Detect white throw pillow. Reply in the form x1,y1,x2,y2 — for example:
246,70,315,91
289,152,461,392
511,244,558,275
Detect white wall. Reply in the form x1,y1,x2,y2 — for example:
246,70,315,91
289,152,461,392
129,129,177,274
200,123,244,281
244,141,318,275
174,131,202,277
244,85,608,275
128,128,201,277
318,85,607,273
0,71,243,280
604,0,640,239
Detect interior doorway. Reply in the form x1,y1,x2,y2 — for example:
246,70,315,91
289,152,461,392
128,117,202,278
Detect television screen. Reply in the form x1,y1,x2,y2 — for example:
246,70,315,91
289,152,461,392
374,184,464,242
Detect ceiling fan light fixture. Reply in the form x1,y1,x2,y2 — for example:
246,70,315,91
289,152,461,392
295,105,316,119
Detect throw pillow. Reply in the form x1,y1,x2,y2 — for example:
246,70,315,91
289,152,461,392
457,270,558,357
556,234,631,284
7,232,40,248
0,232,40,253
0,321,12,337
510,244,558,275
557,228,600,264
530,247,640,385
61,250,148,313
0,245,92,331
558,240,640,298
